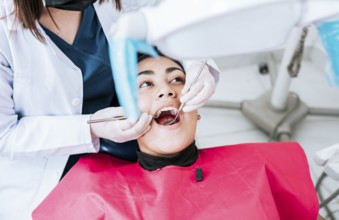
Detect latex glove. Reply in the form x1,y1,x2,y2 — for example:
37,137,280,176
180,61,216,112
109,12,158,122
314,143,339,181
90,107,152,143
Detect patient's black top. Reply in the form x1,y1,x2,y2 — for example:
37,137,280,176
137,141,199,171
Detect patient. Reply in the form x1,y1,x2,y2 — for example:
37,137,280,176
32,54,319,219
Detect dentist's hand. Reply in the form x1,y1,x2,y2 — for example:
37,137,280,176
90,107,152,143
180,61,216,112
314,143,339,181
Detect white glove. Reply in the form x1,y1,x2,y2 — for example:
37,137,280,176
314,143,339,181
90,107,152,143
180,61,217,112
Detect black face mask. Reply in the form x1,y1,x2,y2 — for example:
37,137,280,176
45,0,97,11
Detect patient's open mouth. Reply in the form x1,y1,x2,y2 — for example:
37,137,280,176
154,107,180,126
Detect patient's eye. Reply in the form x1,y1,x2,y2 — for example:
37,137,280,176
139,81,153,88
170,76,185,84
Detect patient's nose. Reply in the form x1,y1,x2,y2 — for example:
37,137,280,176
157,86,176,99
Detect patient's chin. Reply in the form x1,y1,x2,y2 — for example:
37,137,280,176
152,143,187,156
137,139,185,156
138,131,189,155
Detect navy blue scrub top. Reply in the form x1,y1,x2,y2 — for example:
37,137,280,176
41,5,138,178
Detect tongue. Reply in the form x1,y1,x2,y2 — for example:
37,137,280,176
157,115,175,125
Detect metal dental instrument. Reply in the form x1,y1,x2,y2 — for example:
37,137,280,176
87,116,127,124
164,60,207,125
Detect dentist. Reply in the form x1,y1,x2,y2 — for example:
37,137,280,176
0,0,219,219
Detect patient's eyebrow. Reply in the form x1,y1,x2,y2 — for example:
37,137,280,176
138,70,154,76
166,67,184,74
138,67,184,76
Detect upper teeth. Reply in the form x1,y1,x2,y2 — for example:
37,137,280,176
155,107,178,118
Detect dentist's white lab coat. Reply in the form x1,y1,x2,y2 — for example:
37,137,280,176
0,1,156,219
0,1,219,219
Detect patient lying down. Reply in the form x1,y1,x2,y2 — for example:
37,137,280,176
33,55,319,220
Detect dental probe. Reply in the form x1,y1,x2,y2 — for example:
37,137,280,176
87,116,127,124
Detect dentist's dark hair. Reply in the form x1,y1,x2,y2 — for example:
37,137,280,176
8,0,121,42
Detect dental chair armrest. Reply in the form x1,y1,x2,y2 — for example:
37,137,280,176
314,143,339,181
314,143,339,165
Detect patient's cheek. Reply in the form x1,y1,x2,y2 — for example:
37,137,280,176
138,98,149,113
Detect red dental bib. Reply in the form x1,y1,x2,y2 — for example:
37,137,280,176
33,142,319,220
